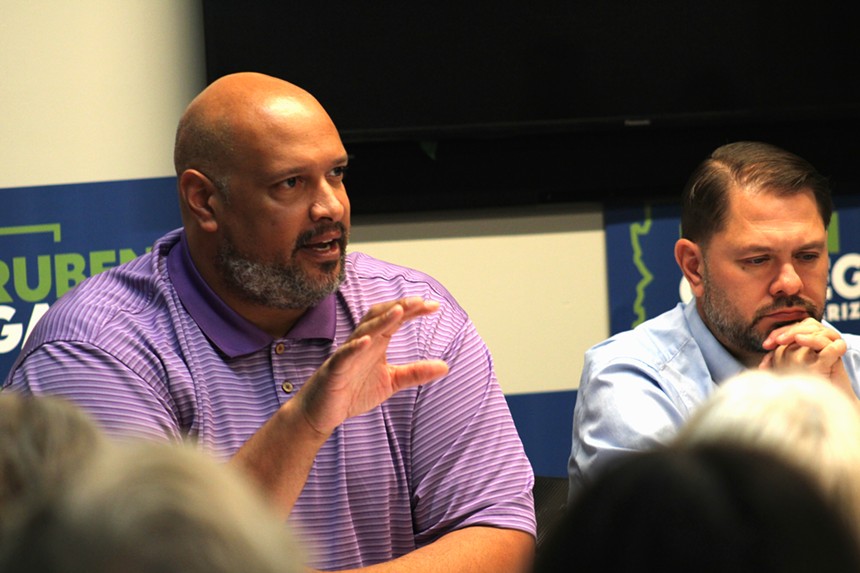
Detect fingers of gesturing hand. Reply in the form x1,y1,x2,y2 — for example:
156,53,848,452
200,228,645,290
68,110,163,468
296,299,449,435
388,360,450,390
323,337,448,392
352,297,441,341
368,297,441,323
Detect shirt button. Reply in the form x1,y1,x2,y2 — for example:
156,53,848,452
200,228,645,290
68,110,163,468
275,343,285,354
281,381,294,394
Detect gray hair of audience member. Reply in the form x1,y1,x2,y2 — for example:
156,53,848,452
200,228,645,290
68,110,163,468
675,369,860,537
0,440,304,573
0,393,106,518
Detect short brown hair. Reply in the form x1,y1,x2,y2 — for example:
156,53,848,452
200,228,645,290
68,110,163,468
681,141,833,246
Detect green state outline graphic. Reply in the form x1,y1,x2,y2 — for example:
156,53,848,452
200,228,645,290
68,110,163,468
629,205,653,328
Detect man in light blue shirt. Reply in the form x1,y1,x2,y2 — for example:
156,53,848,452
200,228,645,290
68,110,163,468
570,141,860,497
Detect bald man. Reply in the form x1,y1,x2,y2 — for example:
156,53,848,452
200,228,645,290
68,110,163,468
5,73,536,572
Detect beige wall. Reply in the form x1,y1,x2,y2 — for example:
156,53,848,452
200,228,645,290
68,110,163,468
0,1,207,187
0,0,610,395
351,207,607,395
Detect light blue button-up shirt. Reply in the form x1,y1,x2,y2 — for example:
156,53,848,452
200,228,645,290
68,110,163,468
569,300,860,500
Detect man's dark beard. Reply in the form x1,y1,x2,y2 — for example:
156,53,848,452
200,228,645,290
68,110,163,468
703,283,822,355
216,223,347,309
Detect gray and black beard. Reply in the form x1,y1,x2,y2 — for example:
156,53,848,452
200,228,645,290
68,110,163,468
216,224,347,310
701,274,822,355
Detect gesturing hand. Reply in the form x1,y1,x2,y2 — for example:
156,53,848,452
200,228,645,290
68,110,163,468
296,297,450,436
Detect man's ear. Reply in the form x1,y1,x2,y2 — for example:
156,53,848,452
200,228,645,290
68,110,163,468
675,238,706,298
178,169,220,232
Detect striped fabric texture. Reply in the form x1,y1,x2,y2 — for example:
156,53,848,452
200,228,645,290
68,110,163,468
5,229,536,570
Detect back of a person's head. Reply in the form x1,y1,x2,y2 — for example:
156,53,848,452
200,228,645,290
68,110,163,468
534,443,860,573
675,370,860,536
0,440,304,573
0,393,106,524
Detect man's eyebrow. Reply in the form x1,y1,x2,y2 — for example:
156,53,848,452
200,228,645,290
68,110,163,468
267,155,349,179
733,240,827,254
795,240,828,251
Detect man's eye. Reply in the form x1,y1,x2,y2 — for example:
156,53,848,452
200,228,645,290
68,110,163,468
330,166,348,179
283,177,299,189
746,257,768,265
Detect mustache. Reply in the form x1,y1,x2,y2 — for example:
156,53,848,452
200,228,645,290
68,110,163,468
294,222,348,250
752,295,820,325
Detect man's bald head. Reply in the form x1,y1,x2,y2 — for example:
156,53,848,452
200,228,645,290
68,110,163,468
173,72,335,190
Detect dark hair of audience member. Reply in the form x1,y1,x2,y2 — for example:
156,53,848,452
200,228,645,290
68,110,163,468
534,443,860,573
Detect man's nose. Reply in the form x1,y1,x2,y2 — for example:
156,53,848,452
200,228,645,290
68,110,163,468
770,263,803,297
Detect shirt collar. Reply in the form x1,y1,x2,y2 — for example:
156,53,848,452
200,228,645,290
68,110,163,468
685,299,746,384
166,231,337,358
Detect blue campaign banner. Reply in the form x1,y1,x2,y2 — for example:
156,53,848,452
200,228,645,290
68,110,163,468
606,194,860,337
506,389,577,478
605,201,684,336
0,177,181,379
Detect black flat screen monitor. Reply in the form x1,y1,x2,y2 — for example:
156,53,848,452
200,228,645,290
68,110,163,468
202,1,860,212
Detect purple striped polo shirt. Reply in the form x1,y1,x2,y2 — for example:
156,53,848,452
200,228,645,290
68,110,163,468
5,229,536,570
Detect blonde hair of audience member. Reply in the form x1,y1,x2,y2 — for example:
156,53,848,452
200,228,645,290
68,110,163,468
675,369,860,537
0,440,305,573
0,394,106,525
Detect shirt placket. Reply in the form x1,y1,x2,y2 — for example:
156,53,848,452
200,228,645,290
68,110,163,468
271,340,299,404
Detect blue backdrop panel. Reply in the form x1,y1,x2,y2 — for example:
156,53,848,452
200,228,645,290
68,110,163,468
0,177,180,379
506,390,577,478
605,201,683,335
